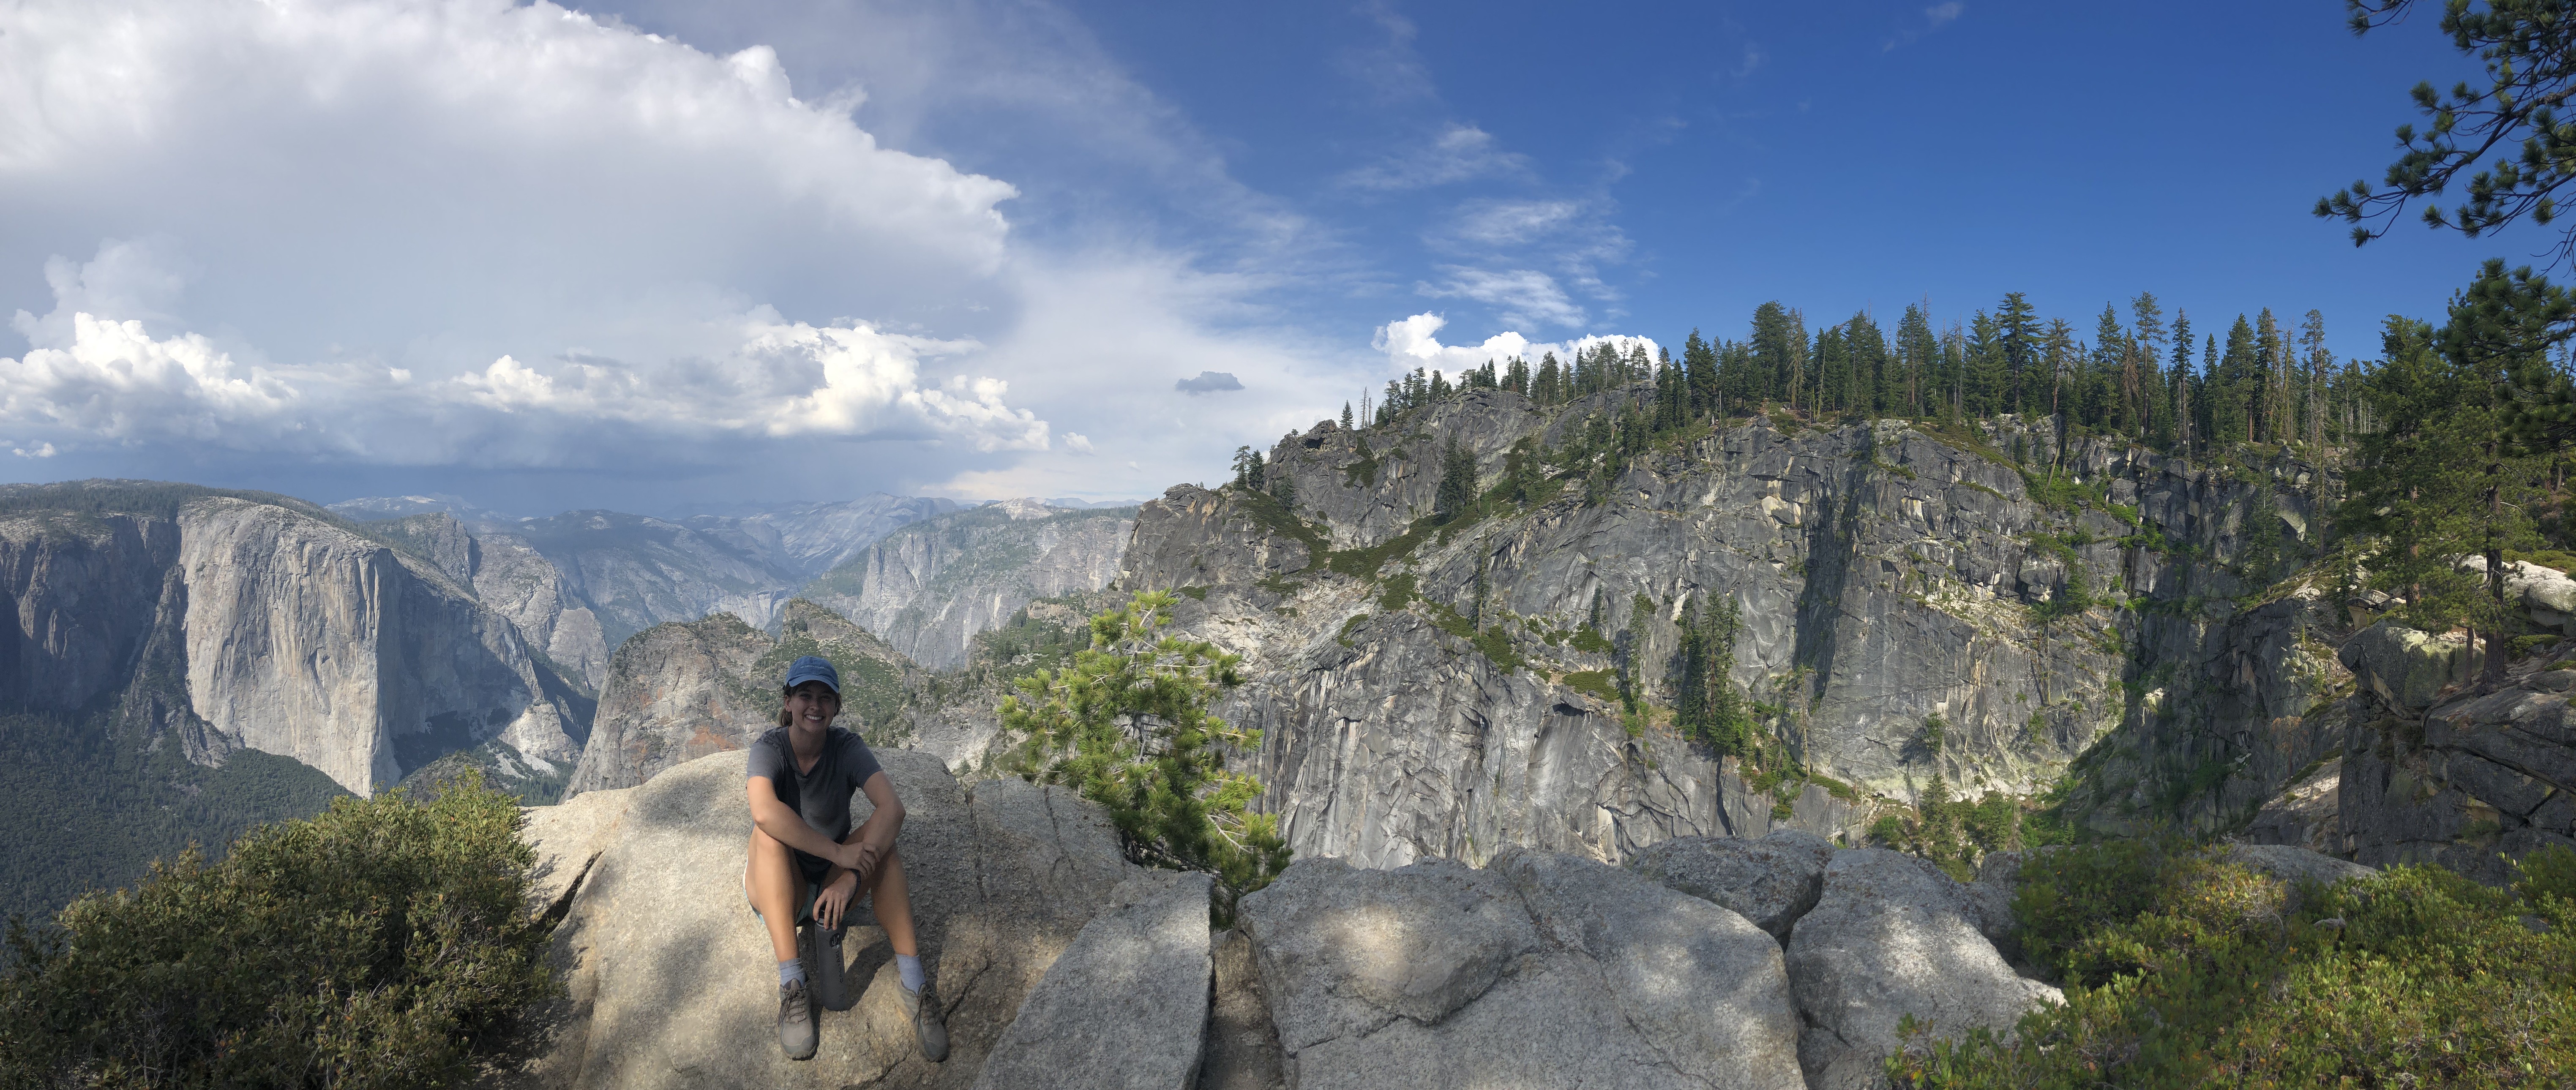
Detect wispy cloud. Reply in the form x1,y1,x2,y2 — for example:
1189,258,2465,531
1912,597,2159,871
1339,124,1529,191
1414,267,1585,329
1336,0,1438,105
1886,2,1965,52
1733,43,1767,79
1443,199,1583,246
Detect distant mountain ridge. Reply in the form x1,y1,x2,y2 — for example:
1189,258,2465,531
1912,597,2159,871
800,499,1136,668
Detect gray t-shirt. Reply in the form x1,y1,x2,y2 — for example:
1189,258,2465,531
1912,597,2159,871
746,726,885,862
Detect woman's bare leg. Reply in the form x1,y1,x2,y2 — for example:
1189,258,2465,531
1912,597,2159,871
745,826,807,962
860,847,919,958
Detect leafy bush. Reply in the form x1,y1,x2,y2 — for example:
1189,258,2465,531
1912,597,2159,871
0,773,548,1088
1891,842,2576,1087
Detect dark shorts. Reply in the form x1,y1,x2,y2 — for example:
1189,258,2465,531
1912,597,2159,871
745,851,835,925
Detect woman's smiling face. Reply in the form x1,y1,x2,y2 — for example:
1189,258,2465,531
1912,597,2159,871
785,680,840,728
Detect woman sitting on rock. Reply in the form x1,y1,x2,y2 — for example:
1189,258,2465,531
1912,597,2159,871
744,655,947,1063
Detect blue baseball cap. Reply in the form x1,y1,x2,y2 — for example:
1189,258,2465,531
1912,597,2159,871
782,655,840,695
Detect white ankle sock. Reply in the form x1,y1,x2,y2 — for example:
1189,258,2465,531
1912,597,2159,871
780,959,806,987
896,953,924,993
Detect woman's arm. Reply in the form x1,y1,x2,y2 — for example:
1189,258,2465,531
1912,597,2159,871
849,770,905,877
748,775,867,869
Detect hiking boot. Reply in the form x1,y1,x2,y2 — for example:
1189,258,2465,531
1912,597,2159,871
896,980,949,1063
803,923,852,1011
778,978,817,1060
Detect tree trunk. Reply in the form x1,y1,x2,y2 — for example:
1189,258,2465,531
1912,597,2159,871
2486,436,2510,684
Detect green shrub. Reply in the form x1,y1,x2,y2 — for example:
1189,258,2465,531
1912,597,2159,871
1893,842,2576,1087
0,773,549,1088
2518,843,2576,906
1561,669,1618,703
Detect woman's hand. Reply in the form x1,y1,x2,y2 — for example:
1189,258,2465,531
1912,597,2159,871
814,868,860,930
848,841,884,884
831,839,883,882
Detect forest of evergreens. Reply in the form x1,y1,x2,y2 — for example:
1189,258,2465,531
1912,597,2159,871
1356,293,2369,459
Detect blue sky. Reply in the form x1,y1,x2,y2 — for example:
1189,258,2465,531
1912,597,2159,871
0,0,2524,514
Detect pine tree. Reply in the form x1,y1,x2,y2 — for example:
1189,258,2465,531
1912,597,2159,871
1683,329,1717,420
1998,292,2041,414
2170,310,2196,454
1897,304,1937,417
1752,302,1799,407
1434,435,1479,523
1340,401,1354,430
1000,591,1288,917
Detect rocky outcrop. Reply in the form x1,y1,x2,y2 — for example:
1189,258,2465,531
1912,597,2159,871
1626,829,1837,940
1785,849,2061,1090
1239,850,1805,1090
1107,394,2352,872
495,510,802,649
2340,662,2576,884
0,483,586,797
2339,621,2469,712
503,747,1142,1090
970,870,1212,1090
684,494,961,582
567,600,920,796
2246,756,2344,853
802,501,1133,669
467,531,613,692
0,503,182,714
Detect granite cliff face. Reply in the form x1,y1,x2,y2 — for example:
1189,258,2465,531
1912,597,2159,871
801,500,1133,669
1112,388,2356,870
364,512,613,692
0,483,587,796
478,496,958,651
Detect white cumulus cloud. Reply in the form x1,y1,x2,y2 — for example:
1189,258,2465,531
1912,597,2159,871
1374,312,1657,377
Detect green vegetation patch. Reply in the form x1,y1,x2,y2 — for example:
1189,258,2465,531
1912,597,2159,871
0,772,550,1086
1891,842,2576,1087
1416,599,1526,674
1232,488,1331,560
1377,572,1419,613
1561,669,1618,703
1326,521,1429,581
1335,612,1370,649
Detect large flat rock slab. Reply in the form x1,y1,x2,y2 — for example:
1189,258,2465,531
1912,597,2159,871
1786,849,2061,1090
503,749,1138,1090
971,870,1213,1090
1240,851,1804,1090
